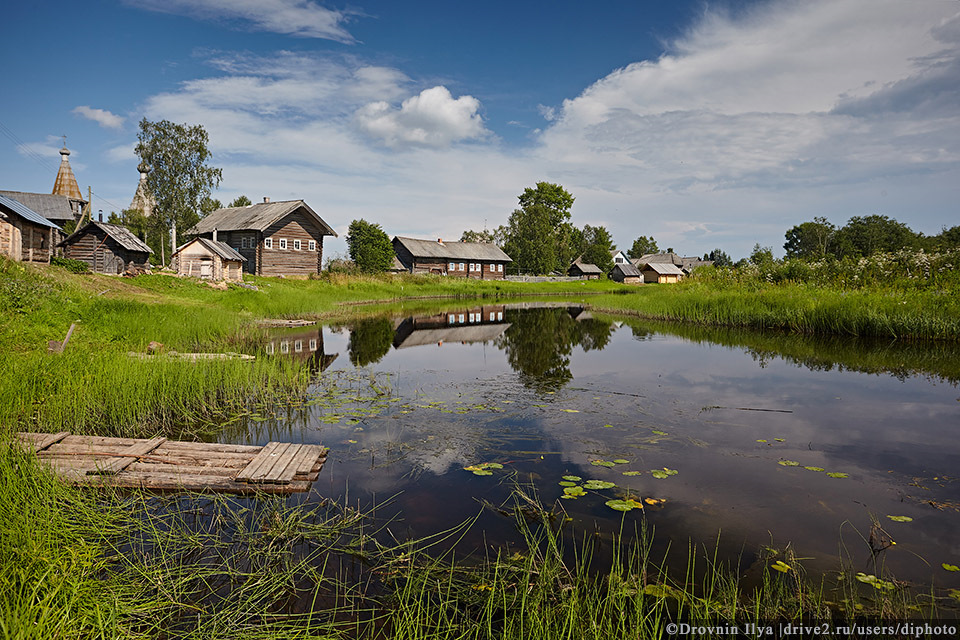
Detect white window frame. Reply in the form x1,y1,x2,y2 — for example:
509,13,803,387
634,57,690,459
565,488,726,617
449,262,455,271
459,263,465,271
294,239,301,251
241,237,248,249
497,264,503,272
308,240,316,251
308,339,317,351
279,238,287,250
458,314,464,323
264,237,273,249
294,340,302,353
280,341,289,354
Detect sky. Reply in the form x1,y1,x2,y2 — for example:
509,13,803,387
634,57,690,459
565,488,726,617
2,0,958,260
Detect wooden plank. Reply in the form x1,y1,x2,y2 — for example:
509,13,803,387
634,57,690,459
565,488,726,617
257,443,302,484
235,442,284,483
87,437,167,476
278,445,326,484
244,442,296,483
159,441,261,454
127,462,240,477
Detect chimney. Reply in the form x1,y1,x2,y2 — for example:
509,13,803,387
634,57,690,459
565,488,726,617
98,211,103,222
437,238,443,245
263,197,270,203
213,229,218,242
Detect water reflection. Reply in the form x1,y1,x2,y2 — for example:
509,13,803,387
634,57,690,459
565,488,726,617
263,327,338,374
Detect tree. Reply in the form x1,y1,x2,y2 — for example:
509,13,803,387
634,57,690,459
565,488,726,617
936,225,960,250
579,225,615,273
627,235,659,259
749,243,774,265
831,214,918,258
502,182,575,274
707,248,732,267
135,119,222,264
784,217,835,259
229,195,252,208
460,229,496,243
346,219,393,272
201,197,223,216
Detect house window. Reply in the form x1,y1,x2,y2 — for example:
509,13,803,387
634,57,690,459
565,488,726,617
294,340,302,353
616,256,623,263
497,264,502,272
264,238,273,249
459,263,464,271
497,311,503,321
294,239,301,250
449,262,455,271
458,314,464,323
449,314,456,324
280,341,289,354
279,238,287,250
308,240,316,251
309,339,317,350
265,343,274,355
241,237,248,249
489,312,495,321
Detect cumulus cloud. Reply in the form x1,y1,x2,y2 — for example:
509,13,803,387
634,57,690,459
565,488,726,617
72,106,124,129
127,0,357,42
354,86,489,148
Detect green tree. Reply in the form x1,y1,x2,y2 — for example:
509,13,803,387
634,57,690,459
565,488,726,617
502,182,575,274
784,217,835,259
346,219,393,273
347,317,394,367
579,225,616,273
627,235,659,259
135,118,222,264
201,197,223,216
459,229,495,243
749,243,775,265
229,195,252,208
707,248,733,267
832,214,918,258
936,225,960,249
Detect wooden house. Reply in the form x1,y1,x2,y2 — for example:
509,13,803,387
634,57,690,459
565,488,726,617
633,252,712,275
0,194,61,263
610,262,643,284
188,199,336,277
393,305,509,349
568,260,602,279
0,191,83,231
59,221,152,274
172,236,246,282
392,236,511,278
611,249,631,265
639,262,684,284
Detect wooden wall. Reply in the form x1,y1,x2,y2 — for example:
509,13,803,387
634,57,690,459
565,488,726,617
0,216,54,263
261,211,326,276
63,228,149,273
0,218,19,260
393,242,507,279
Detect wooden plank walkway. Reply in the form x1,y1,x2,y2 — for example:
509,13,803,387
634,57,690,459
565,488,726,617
17,432,327,494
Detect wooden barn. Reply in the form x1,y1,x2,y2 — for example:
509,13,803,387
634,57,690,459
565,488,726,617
59,221,152,274
188,199,336,277
172,236,246,282
568,260,603,279
0,194,61,264
610,262,643,284
392,236,511,278
639,262,684,284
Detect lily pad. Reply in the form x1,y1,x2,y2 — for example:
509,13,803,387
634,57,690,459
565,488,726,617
855,573,895,591
774,438,785,442
826,472,849,478
622,471,641,476
562,475,582,482
563,486,586,497
591,460,616,468
558,481,577,487
612,459,629,464
583,480,616,490
778,460,800,467
803,466,825,472
606,499,642,512
472,470,493,476
771,560,792,573
756,439,768,443
942,563,959,572
644,497,666,506
652,430,668,436
561,409,580,413
650,467,678,479
886,515,913,523
603,424,614,428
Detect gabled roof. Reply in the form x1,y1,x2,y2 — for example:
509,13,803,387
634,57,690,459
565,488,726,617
641,262,684,275
0,191,80,223
0,194,61,229
173,237,246,262
611,263,642,277
393,236,512,262
570,261,602,274
636,252,683,267
189,200,337,236
59,221,153,254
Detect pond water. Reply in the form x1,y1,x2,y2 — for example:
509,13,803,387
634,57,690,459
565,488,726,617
228,303,960,591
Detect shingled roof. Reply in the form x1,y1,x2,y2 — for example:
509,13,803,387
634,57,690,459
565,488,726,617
59,221,153,254
189,200,337,236
0,191,80,224
611,263,642,277
393,236,512,262
0,194,61,229
640,262,684,276
173,237,246,262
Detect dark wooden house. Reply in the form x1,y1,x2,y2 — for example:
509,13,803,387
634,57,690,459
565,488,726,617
568,260,602,279
188,199,337,277
392,236,511,278
610,262,643,284
172,237,246,282
59,221,152,274
0,194,61,264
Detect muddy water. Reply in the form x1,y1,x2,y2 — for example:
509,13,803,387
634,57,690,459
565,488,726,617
234,304,960,590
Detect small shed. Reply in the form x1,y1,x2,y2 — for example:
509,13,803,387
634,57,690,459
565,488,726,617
568,261,602,279
610,262,643,284
59,221,152,274
639,262,684,284
172,236,246,282
0,194,61,263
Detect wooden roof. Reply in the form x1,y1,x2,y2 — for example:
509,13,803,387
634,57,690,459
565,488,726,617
641,262,684,275
189,200,337,236
0,191,81,224
59,221,153,254
0,194,61,229
570,261,602,274
393,236,512,262
612,263,642,277
173,237,246,262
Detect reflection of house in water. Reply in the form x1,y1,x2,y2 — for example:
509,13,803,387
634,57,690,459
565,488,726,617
393,305,510,349
263,327,338,373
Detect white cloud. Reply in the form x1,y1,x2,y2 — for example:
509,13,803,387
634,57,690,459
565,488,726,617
72,106,125,129
105,143,136,162
127,0,356,42
354,86,489,148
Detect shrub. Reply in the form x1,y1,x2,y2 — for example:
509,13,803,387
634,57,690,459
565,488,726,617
51,256,89,274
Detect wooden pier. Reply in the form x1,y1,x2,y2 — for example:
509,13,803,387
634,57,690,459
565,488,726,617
17,432,327,494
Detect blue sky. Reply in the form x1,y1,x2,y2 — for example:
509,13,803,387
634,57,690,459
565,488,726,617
2,0,958,260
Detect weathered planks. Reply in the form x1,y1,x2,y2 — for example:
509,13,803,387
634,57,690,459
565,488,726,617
16,432,327,495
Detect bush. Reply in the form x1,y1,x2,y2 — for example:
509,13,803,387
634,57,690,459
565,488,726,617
51,256,89,274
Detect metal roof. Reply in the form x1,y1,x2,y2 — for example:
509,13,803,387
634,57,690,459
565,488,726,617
173,237,246,262
189,200,337,236
0,191,79,223
59,221,153,254
393,236,512,262
641,262,685,275
612,263,642,277
0,194,61,229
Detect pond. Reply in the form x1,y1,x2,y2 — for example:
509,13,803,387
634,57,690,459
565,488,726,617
229,302,960,591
